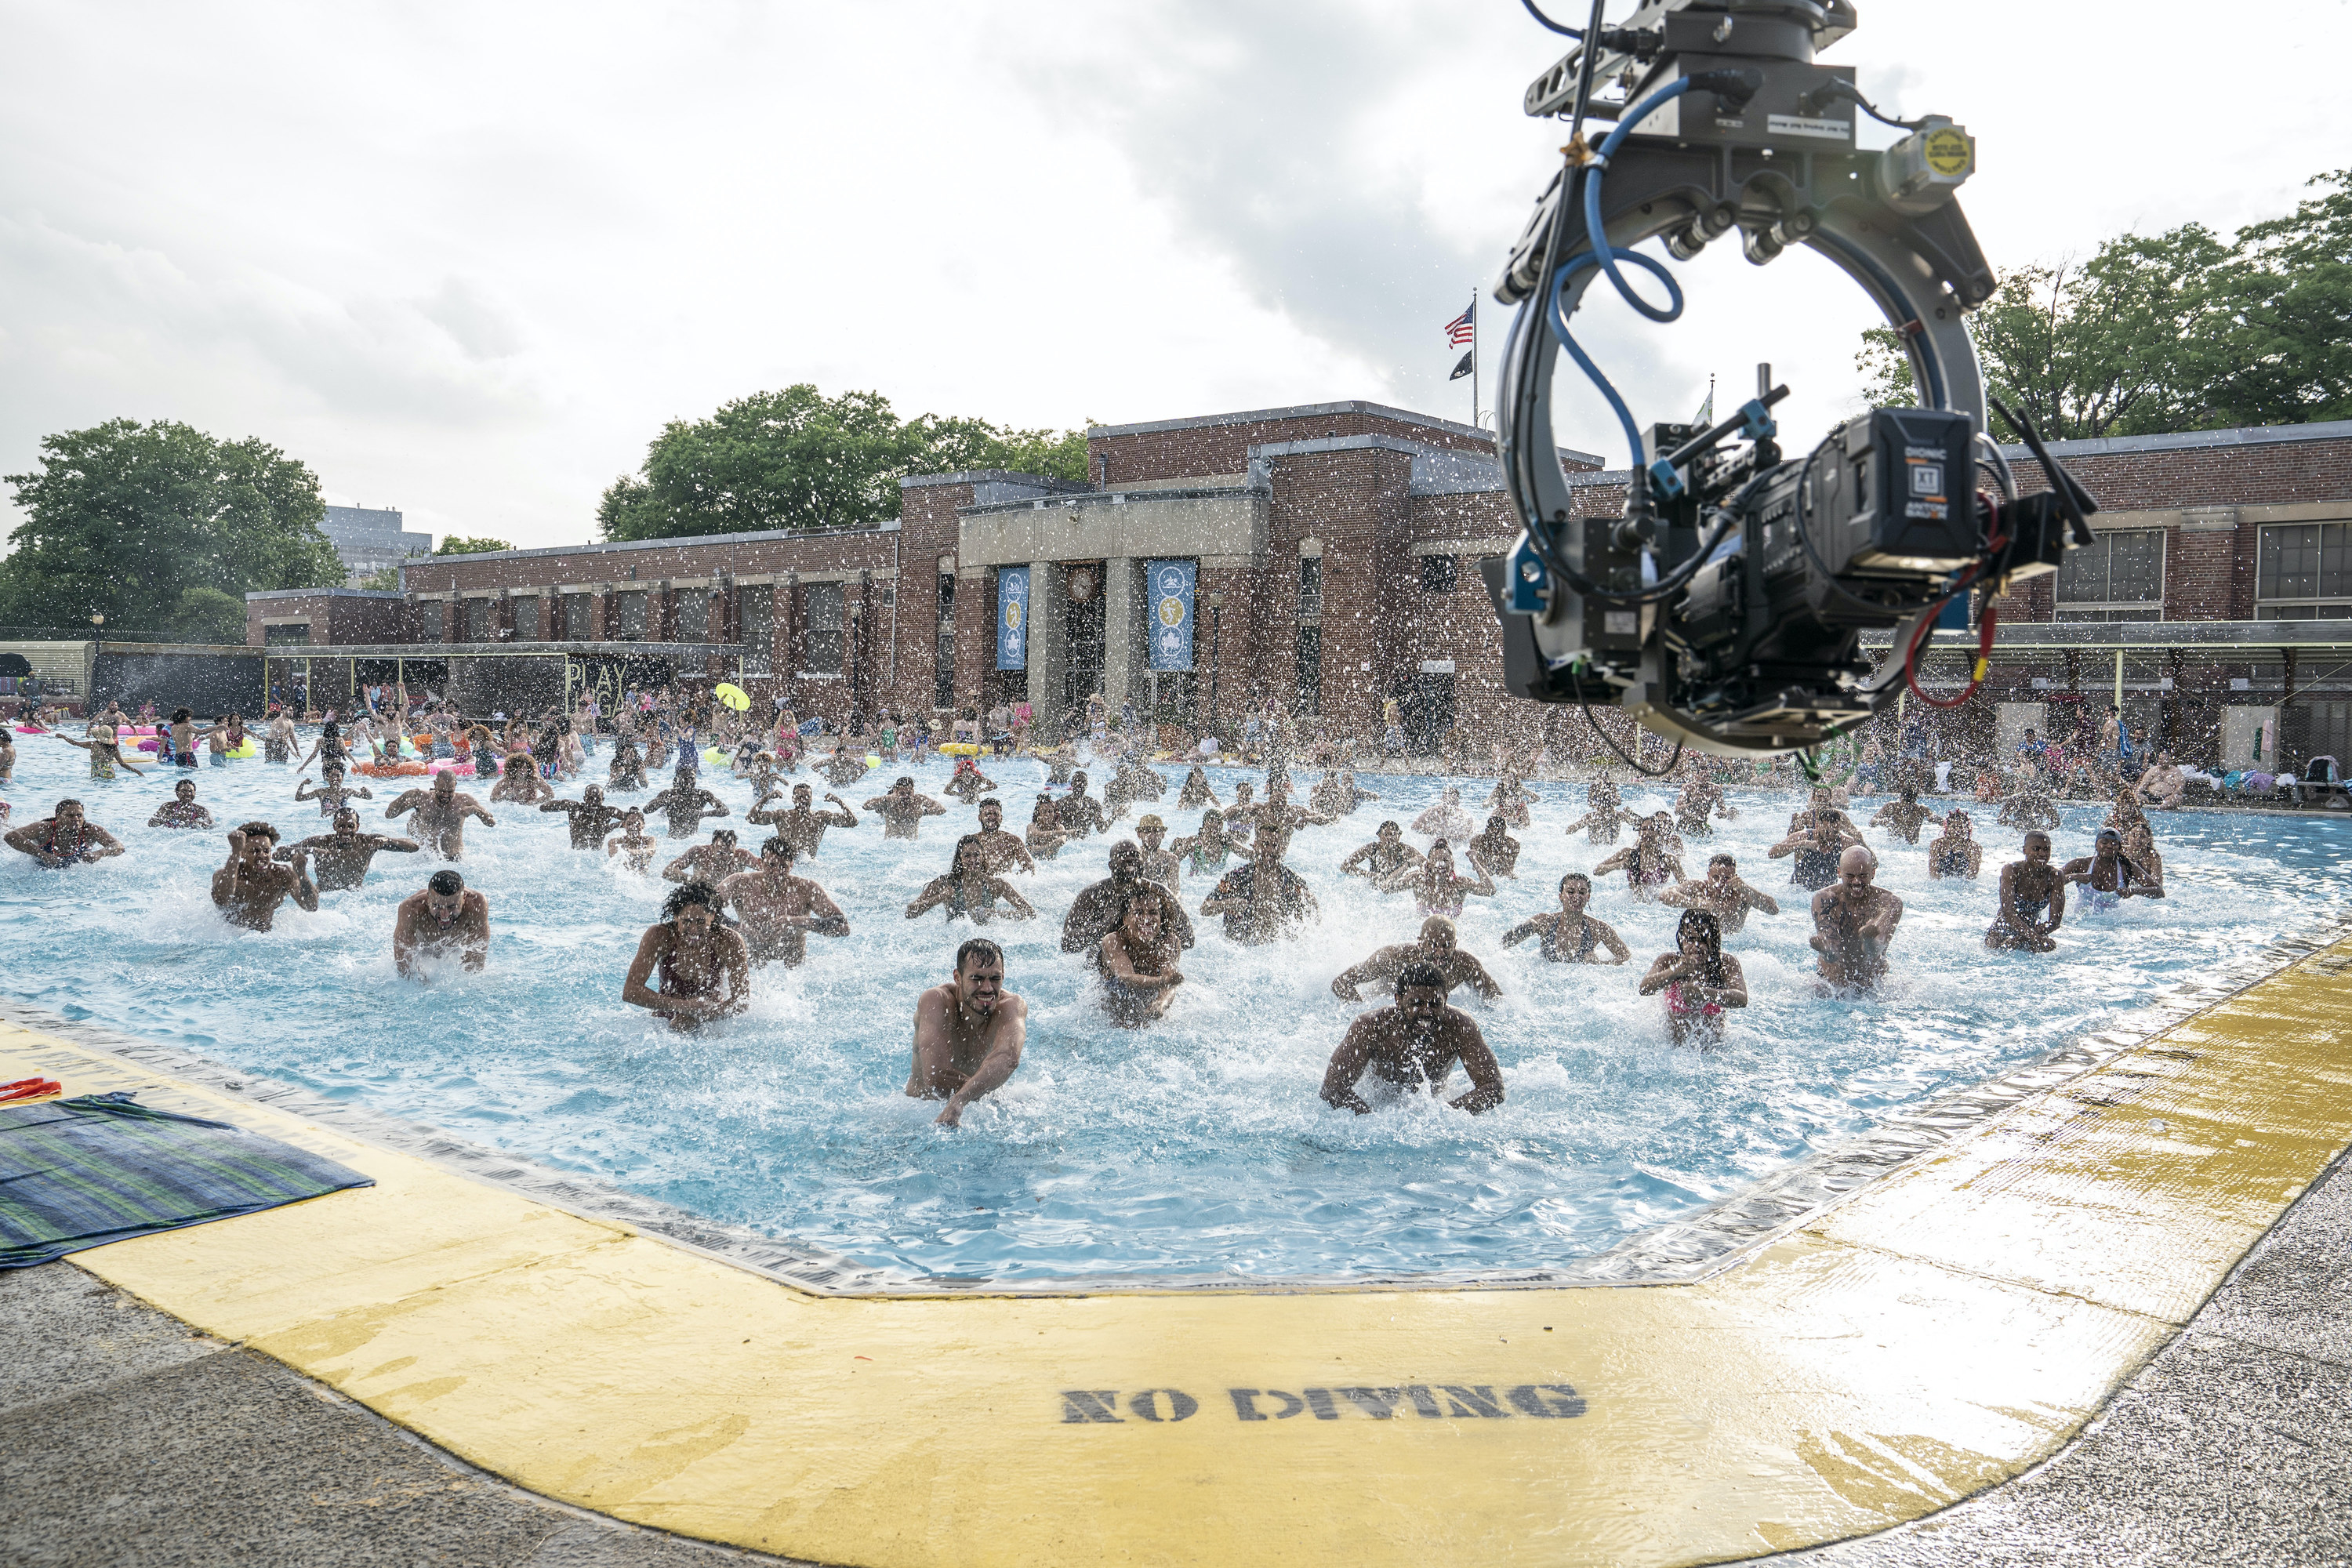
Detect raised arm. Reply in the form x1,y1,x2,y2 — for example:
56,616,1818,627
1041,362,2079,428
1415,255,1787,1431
819,794,859,827
537,798,576,815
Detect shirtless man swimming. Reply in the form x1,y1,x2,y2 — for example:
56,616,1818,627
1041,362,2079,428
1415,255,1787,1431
1809,846,1904,990
818,742,869,789
1500,871,1630,964
1065,840,1196,952
749,783,858,858
1870,787,1942,846
1330,915,1502,1003
863,776,947,840
646,779,729,839
281,808,420,891
720,837,850,966
1200,825,1319,945
662,828,759,886
607,808,657,872
1338,820,1422,883
394,869,490,977
384,771,496,859
1057,771,1110,838
907,938,1029,1127
149,779,216,830
1658,852,1780,935
960,797,1035,875
622,882,750,1030
1098,893,1185,1026
210,822,318,931
1319,964,1504,1116
1986,830,2067,951
5,799,125,867
540,784,628,849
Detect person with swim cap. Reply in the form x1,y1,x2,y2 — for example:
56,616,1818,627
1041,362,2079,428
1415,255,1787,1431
1809,846,1904,990
1098,892,1185,1026
1986,829,2067,951
1657,853,1780,936
622,881,750,1031
943,753,997,804
720,837,850,966
906,834,1039,924
1925,810,1982,880
282,808,419,891
1330,915,1502,1003
148,779,216,830
394,869,490,977
383,770,496,859
1500,871,1630,964
1319,961,1504,1116
1065,840,1195,950
211,822,318,931
908,937,1029,1127
1639,909,1748,1045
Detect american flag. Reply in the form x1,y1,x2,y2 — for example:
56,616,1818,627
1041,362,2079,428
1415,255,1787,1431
1443,299,1475,347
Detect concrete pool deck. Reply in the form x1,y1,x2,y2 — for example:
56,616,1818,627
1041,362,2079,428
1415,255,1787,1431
4,935,2350,1566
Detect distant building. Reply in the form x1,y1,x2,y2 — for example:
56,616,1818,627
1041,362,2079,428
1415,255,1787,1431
320,505,433,587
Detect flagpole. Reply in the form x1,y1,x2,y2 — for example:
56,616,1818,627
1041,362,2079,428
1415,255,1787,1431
1470,291,1480,429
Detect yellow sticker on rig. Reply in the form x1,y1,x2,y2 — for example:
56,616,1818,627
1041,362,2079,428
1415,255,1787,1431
1924,126,1973,177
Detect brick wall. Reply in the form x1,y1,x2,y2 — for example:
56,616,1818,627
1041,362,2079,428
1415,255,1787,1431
1094,406,1494,486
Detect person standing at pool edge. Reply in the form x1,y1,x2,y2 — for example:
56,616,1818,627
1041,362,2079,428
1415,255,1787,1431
394,869,490,976
908,938,1029,1127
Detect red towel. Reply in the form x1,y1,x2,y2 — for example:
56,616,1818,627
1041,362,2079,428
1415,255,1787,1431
0,1076,64,1103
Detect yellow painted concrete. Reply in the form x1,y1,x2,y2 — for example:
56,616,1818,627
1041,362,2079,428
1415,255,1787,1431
12,938,2352,1567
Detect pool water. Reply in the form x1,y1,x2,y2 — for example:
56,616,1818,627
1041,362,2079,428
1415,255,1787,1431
5,734,2344,1282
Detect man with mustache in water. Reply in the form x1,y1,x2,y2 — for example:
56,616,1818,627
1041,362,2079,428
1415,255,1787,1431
211,822,318,931
394,869,490,978
281,808,420,891
749,782,859,859
970,797,1038,875
622,881,750,1030
539,783,628,849
1809,846,1904,991
907,937,1029,1128
720,837,850,967
1319,961,1504,1116
384,771,497,859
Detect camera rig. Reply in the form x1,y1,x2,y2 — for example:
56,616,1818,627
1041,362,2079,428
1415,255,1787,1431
1484,0,2099,761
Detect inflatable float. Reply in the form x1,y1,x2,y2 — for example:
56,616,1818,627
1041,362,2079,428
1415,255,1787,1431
940,742,982,757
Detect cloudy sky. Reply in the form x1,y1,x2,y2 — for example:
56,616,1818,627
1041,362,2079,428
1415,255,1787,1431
4,1,2347,552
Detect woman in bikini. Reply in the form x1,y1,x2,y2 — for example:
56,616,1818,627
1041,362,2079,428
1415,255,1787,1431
1171,807,1242,877
1594,814,1685,900
1639,909,1748,1046
905,835,1037,924
1501,871,1630,964
1024,793,1069,862
56,721,146,780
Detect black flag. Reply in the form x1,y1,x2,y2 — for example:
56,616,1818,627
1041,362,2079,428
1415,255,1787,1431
1448,349,1475,381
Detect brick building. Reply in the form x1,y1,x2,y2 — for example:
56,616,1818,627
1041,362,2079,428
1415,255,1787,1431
247,403,2352,766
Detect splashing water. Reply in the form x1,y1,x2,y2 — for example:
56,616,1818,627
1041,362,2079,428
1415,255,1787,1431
4,734,2343,1281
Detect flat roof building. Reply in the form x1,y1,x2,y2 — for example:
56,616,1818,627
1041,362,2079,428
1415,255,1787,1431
320,505,434,587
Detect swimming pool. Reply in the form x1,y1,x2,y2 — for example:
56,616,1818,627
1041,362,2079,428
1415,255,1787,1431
5,735,2344,1283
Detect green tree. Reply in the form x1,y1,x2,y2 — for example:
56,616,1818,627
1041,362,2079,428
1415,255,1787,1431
167,586,250,644
358,564,403,591
0,419,342,632
434,535,512,555
596,385,1091,543
1857,168,2350,438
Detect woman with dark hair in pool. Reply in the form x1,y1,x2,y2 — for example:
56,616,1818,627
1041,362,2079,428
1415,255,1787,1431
906,835,1036,924
622,880,749,1032
1560,778,1627,844
1501,872,1629,964
1926,810,1981,880
608,731,648,790
1098,891,1185,1025
1177,765,1220,810
489,752,554,804
1172,807,1243,877
2060,826,2164,911
1467,814,1521,878
1639,909,1747,1045
1593,814,1685,900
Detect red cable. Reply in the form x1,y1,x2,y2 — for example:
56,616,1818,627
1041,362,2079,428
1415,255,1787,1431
1905,592,1997,710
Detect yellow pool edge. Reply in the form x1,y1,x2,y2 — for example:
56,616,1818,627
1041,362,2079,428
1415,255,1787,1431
11,934,2351,1568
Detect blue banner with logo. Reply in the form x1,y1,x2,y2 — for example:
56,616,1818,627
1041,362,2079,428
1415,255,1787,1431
996,566,1029,670
1147,559,1196,671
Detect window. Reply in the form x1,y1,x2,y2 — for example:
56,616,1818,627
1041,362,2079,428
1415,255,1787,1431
804,581,845,675
1298,556,1323,620
615,590,648,639
1420,554,1458,594
935,572,956,710
1295,625,1322,715
263,622,310,645
2257,521,2352,620
463,598,492,641
674,591,709,643
739,584,774,673
512,597,539,640
2054,529,2163,622
562,592,591,640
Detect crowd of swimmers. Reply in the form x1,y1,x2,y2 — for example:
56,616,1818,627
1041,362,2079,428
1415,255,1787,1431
2,700,2182,1130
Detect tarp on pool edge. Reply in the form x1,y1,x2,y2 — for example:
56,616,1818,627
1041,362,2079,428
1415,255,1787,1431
0,1091,374,1269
